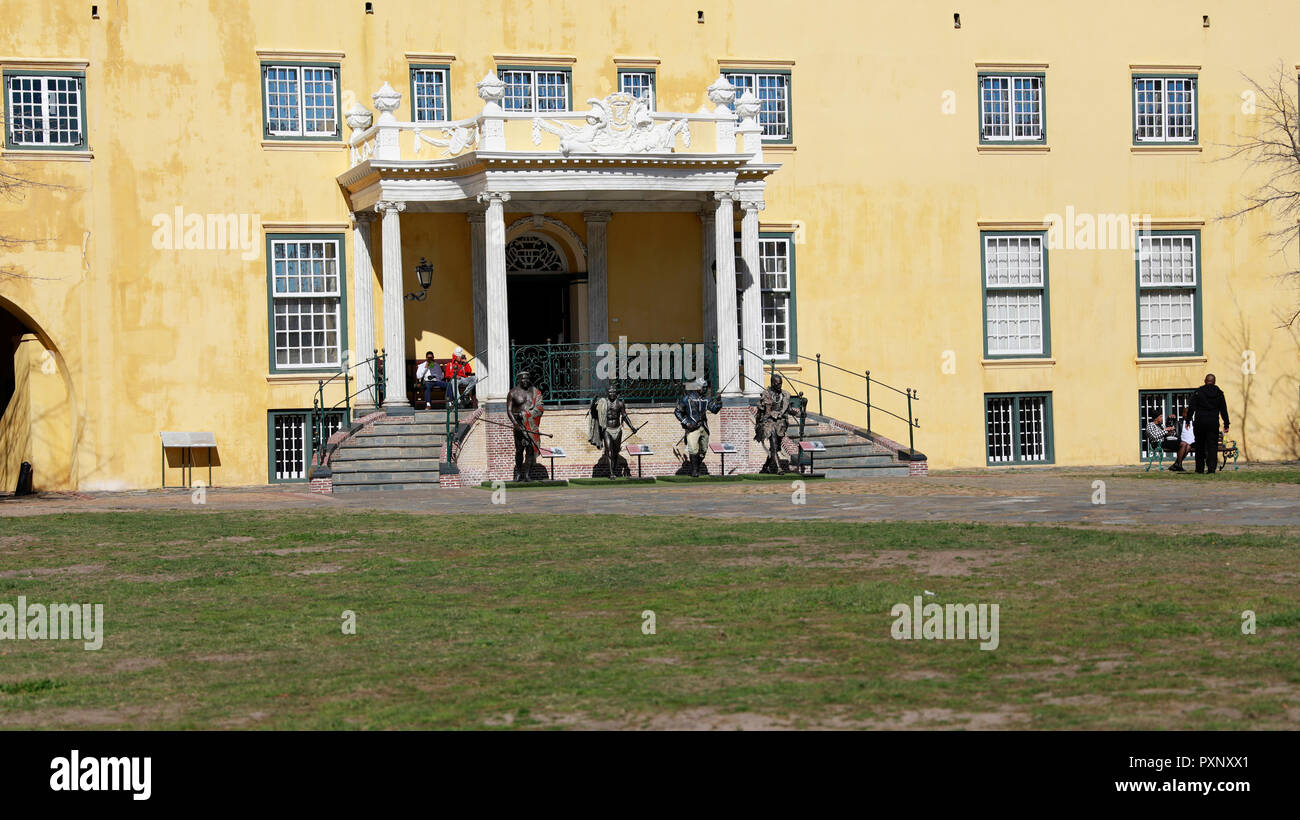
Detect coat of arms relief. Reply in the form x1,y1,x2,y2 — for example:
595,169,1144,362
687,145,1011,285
532,92,691,155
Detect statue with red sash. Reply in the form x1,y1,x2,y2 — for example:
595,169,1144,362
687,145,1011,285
507,370,545,481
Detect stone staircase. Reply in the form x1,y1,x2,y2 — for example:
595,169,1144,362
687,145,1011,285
330,411,447,492
787,419,911,478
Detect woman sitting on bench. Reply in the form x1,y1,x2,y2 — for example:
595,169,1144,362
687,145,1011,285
1145,413,1190,472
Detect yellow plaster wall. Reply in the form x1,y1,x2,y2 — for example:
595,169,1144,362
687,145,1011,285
1,0,1298,488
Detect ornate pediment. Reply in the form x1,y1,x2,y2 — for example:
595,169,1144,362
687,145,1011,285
532,92,691,155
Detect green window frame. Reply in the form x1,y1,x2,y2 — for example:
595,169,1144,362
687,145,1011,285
409,63,451,122
496,65,572,113
260,61,341,141
267,409,345,483
617,68,656,109
1138,389,1194,462
981,230,1051,359
722,69,793,144
265,232,349,374
3,69,87,151
985,392,1054,465
977,72,1045,144
1132,73,1197,145
1134,229,1202,357
733,230,798,364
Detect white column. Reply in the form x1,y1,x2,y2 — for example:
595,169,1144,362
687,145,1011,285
713,192,740,397
478,191,512,401
351,210,378,408
468,212,488,385
585,212,611,346
376,200,408,409
700,208,716,347
739,200,765,397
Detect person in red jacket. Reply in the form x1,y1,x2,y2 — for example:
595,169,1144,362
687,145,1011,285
441,347,478,408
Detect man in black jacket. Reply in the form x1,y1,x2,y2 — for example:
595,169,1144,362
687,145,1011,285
1183,374,1230,474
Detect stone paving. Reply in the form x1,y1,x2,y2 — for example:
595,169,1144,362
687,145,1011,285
4,466,1298,528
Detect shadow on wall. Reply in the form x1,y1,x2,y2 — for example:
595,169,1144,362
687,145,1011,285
0,310,76,492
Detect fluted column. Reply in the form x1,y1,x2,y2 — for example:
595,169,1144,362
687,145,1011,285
739,199,765,396
713,192,740,397
700,208,717,348
375,200,408,409
468,212,488,385
351,210,378,408
478,191,512,401
585,212,611,347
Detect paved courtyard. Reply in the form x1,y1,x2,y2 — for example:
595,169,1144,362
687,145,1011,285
4,467,1298,528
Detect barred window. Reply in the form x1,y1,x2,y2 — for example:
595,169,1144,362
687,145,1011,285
500,68,570,112
4,72,85,148
724,71,791,140
1138,390,1194,461
269,237,345,369
618,70,655,109
983,233,1048,356
411,66,450,121
1134,76,1196,143
980,74,1044,142
735,235,795,360
269,410,344,482
986,393,1053,464
263,64,339,138
1137,232,1199,354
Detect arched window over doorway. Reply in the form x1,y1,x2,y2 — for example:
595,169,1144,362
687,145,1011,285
505,234,567,273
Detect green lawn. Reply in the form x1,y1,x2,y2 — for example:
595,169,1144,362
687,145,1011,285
0,512,1296,729
1120,467,1300,484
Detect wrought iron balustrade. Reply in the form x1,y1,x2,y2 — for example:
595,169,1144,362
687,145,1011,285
510,341,718,405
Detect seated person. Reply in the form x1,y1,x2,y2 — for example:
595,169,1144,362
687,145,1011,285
415,351,446,409
1145,413,1190,471
442,347,479,408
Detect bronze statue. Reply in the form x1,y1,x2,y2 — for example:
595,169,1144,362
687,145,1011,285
588,384,637,478
673,377,722,477
755,372,798,473
507,371,545,481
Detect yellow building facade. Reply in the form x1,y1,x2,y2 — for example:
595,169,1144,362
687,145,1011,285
2,0,1299,491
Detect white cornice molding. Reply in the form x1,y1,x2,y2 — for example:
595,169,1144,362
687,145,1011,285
1129,63,1201,72
613,56,661,68
718,58,795,69
977,219,1052,230
261,221,350,233
256,49,346,61
493,54,577,66
405,52,457,63
975,61,1049,71
0,57,89,70
1143,218,1206,228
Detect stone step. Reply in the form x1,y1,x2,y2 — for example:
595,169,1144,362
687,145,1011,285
346,434,444,448
365,423,448,436
332,446,441,461
332,470,442,483
333,481,440,493
821,464,912,478
801,450,896,465
331,458,443,473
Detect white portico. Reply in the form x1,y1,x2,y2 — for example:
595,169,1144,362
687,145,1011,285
336,72,780,409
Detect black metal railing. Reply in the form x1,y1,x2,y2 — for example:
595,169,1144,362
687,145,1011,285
740,346,920,456
510,341,719,405
310,350,386,469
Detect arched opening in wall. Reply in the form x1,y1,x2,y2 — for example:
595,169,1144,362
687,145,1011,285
505,232,578,345
0,295,76,492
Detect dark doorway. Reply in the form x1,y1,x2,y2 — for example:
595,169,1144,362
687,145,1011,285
507,273,571,345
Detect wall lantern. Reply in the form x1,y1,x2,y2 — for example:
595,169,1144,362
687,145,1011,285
406,257,434,301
